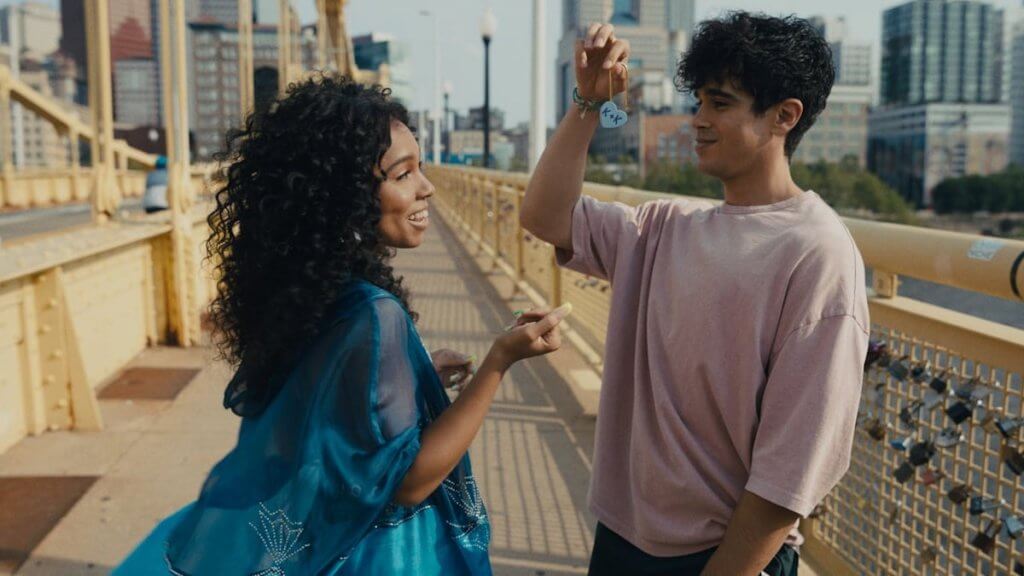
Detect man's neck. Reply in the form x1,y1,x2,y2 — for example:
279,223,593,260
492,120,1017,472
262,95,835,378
721,153,803,207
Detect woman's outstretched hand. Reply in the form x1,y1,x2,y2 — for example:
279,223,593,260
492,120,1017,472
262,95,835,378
575,23,631,102
491,305,571,369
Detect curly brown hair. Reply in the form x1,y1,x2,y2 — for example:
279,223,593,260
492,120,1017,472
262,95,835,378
206,75,416,416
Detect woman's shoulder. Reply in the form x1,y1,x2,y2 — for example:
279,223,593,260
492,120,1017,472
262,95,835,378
327,280,402,322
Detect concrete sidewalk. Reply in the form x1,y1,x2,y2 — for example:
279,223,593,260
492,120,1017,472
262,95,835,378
0,211,599,575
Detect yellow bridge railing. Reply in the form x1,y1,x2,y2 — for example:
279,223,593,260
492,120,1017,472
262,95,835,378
427,164,1024,576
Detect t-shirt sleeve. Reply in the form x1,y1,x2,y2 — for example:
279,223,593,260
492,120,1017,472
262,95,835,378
745,314,869,517
554,195,664,282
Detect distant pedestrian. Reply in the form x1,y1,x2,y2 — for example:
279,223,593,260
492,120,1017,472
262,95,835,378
142,155,168,213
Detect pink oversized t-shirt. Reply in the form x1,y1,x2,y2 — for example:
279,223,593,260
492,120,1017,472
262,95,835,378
557,190,869,556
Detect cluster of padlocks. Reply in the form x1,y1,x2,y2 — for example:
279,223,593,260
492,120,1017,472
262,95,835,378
854,339,1024,569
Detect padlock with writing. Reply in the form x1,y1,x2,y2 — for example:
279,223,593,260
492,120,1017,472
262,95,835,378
888,356,911,381
971,519,1001,554
970,495,1002,516
909,440,936,466
997,417,1023,439
948,483,972,505
892,460,915,484
935,427,964,449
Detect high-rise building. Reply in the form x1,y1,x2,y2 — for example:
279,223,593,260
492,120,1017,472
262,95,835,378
881,0,1004,106
196,0,238,25
0,2,60,57
1010,12,1024,166
352,33,414,106
59,0,154,111
871,0,1010,206
793,16,874,167
808,16,872,88
557,0,696,120
869,103,1010,206
794,85,873,167
188,21,279,160
114,58,160,126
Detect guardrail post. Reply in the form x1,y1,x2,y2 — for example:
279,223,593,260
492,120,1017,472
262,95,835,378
0,69,12,207
514,188,525,282
873,270,899,298
491,183,500,267
68,127,81,201
550,250,562,307
477,177,486,245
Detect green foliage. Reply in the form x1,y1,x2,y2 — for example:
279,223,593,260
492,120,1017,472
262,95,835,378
790,160,916,224
584,157,915,223
642,161,722,199
931,167,1024,214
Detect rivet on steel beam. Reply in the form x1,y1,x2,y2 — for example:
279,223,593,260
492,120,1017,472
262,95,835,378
47,298,58,309
56,399,68,408
51,349,64,359
45,375,57,384
40,324,52,334
47,423,59,431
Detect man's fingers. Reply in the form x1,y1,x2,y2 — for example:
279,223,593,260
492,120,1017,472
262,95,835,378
592,24,615,48
584,22,602,47
602,40,628,70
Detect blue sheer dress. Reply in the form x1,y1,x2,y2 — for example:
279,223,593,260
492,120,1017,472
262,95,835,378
113,280,492,575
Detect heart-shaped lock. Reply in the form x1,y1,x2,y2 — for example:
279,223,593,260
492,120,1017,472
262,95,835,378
599,101,628,128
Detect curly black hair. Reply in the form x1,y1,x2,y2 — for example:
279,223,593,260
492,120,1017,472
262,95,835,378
677,11,835,158
206,75,416,417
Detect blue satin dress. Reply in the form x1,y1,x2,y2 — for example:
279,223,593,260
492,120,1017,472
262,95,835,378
113,281,492,575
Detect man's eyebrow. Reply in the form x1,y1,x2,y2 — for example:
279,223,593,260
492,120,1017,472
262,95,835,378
382,154,415,174
701,88,739,101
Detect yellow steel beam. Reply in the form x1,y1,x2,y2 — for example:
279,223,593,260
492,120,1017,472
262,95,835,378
845,218,1024,303
238,0,255,118
83,0,119,222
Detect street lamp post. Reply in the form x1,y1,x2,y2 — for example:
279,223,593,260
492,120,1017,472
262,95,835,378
480,8,496,168
421,10,442,165
443,81,452,163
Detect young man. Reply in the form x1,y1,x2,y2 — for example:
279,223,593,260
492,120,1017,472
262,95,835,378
521,12,869,576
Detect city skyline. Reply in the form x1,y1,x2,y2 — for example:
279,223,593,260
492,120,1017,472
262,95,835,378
2,0,1021,126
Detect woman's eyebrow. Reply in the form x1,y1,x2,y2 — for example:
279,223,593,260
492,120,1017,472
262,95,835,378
383,154,415,175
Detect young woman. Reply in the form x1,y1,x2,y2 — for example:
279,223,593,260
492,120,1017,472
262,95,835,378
114,76,567,575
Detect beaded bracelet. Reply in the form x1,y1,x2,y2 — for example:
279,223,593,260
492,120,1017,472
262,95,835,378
572,87,605,119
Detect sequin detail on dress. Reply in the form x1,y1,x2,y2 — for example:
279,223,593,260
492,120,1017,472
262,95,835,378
442,477,490,551
248,503,311,575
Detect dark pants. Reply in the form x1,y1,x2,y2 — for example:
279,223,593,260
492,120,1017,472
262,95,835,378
587,523,799,576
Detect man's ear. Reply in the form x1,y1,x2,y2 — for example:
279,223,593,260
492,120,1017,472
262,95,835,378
773,98,804,136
